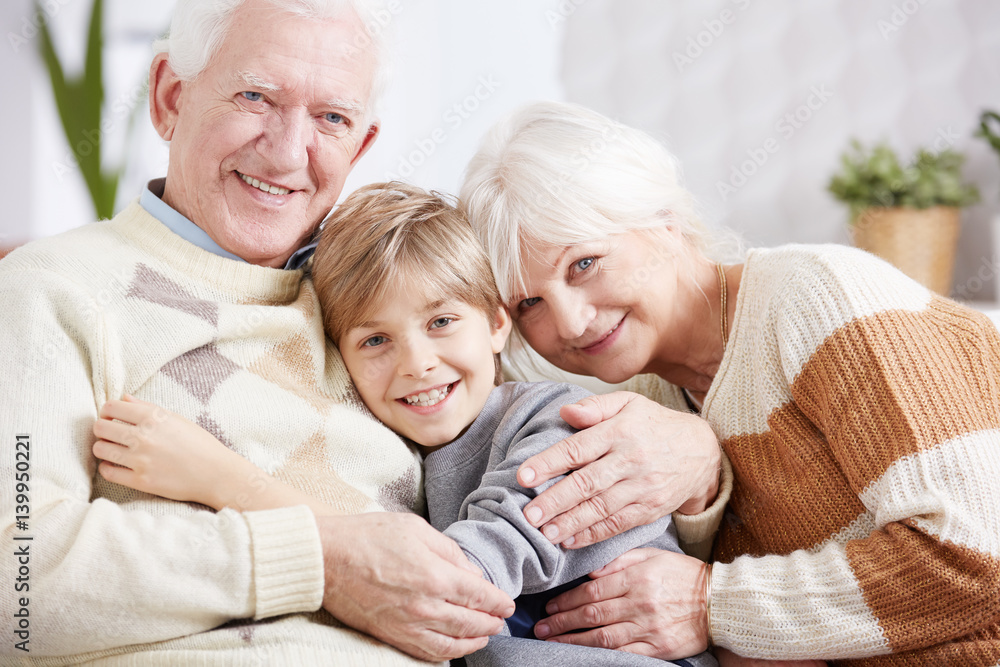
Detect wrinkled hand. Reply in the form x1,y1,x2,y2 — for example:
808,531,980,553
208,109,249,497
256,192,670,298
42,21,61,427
534,548,709,660
92,395,251,508
318,512,515,662
715,648,827,667
518,391,721,548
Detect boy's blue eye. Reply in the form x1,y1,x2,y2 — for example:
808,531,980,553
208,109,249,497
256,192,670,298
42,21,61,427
363,335,387,348
519,297,541,310
575,257,594,272
430,317,453,329
242,91,263,102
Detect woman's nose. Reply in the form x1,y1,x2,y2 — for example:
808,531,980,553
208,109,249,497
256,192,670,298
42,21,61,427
550,292,594,341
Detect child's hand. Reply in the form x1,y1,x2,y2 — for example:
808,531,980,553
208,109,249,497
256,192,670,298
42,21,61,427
92,395,254,509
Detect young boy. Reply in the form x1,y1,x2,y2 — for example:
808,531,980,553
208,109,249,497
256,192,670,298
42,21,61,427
92,183,714,667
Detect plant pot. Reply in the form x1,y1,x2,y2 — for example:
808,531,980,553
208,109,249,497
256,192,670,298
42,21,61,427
850,205,961,296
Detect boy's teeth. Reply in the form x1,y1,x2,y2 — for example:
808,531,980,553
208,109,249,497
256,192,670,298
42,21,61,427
239,172,291,195
404,384,451,407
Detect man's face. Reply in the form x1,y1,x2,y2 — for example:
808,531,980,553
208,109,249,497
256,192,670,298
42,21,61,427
158,0,379,267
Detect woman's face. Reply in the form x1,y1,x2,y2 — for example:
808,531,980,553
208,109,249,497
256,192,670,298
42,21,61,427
509,228,682,383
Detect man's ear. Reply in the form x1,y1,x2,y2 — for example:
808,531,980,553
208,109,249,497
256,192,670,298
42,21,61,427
491,306,513,353
149,53,184,142
350,121,380,167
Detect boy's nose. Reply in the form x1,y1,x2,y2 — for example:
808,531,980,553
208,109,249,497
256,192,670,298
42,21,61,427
398,342,437,378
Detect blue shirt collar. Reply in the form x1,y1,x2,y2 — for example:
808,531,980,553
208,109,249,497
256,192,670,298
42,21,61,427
140,179,317,270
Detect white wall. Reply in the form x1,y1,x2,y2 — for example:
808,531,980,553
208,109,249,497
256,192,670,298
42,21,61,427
561,0,1000,301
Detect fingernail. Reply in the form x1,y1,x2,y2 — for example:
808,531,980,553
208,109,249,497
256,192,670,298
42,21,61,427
543,524,559,541
563,535,575,547
526,506,542,524
535,623,550,638
545,601,558,614
521,467,536,484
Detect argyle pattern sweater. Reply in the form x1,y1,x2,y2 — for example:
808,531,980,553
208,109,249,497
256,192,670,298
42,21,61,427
0,201,429,665
697,245,1000,664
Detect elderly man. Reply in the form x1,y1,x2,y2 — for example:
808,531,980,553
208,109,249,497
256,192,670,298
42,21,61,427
0,0,515,663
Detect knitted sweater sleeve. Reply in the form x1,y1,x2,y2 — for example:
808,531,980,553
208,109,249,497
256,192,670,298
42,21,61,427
710,249,1000,660
0,269,324,655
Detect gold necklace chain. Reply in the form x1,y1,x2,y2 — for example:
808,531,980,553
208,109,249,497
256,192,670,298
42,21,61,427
717,263,728,351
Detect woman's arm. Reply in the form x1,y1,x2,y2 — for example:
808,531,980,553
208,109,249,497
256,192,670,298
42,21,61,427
92,395,343,517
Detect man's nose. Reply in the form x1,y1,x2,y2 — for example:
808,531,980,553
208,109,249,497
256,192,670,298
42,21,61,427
260,111,312,172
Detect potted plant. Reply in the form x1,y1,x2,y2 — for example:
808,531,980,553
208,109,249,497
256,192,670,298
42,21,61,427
828,140,979,295
976,110,1000,274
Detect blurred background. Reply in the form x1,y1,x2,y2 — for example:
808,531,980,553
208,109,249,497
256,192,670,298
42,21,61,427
2,0,999,302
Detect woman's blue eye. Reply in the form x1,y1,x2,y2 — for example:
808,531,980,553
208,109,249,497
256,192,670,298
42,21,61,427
519,297,541,310
326,112,345,124
242,91,263,102
430,317,453,329
363,335,387,348
575,257,594,272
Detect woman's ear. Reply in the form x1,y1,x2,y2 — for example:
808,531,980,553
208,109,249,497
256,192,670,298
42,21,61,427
491,307,513,353
149,53,184,142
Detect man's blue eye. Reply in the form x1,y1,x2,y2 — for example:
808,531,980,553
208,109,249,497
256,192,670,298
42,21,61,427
326,112,345,124
363,335,387,347
575,258,594,271
519,297,541,310
242,91,263,102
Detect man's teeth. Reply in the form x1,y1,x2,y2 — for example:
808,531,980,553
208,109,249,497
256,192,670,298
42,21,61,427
239,172,291,196
404,384,452,407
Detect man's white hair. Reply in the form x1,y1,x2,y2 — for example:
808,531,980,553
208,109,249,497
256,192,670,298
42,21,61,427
153,0,390,116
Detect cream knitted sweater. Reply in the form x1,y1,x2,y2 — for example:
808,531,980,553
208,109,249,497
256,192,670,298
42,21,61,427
680,244,1000,664
0,202,430,665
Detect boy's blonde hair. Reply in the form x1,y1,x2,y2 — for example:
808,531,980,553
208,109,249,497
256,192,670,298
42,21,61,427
313,182,504,348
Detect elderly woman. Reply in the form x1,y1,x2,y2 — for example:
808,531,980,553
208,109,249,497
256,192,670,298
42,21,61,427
460,101,1000,665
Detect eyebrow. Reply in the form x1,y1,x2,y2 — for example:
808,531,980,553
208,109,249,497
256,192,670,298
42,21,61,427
235,71,281,91
352,300,448,331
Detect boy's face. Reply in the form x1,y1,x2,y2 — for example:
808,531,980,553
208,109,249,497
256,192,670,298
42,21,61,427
339,285,511,449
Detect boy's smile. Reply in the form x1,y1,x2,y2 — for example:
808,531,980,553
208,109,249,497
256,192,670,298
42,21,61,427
339,285,511,451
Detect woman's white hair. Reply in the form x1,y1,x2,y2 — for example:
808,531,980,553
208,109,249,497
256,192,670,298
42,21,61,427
153,0,390,115
460,100,742,303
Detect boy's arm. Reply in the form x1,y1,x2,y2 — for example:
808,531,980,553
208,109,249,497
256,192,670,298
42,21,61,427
93,395,344,517
440,383,678,598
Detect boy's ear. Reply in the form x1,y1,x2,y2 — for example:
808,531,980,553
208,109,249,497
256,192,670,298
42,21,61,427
490,307,513,353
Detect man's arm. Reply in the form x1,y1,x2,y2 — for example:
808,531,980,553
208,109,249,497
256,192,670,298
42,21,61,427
0,269,328,654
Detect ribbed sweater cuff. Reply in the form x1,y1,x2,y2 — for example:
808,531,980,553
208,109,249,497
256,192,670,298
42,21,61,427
244,506,325,619
673,453,732,561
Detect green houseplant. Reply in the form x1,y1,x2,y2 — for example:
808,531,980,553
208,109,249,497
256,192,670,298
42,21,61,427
828,140,979,295
977,110,1000,273
36,0,138,221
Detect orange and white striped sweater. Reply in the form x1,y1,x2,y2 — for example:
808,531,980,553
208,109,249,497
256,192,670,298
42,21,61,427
698,245,1000,664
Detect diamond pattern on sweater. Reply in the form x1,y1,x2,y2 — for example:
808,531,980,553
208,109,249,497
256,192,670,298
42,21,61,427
197,413,233,449
127,263,219,326
161,344,241,404
249,334,328,413
273,430,374,514
377,462,419,513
